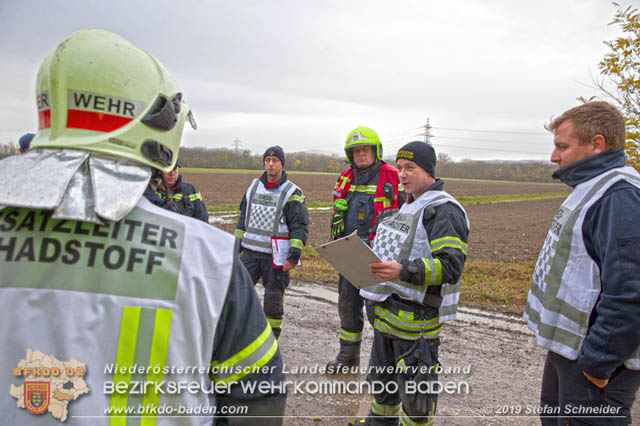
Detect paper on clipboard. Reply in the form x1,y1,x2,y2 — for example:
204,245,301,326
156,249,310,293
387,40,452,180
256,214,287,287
271,237,301,268
314,232,384,288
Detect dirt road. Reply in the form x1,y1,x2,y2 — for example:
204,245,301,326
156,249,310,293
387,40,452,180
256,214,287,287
270,283,640,426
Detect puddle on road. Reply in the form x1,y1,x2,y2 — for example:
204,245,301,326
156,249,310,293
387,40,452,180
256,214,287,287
290,282,529,334
208,213,238,226
288,283,338,305
456,307,529,335
208,207,332,226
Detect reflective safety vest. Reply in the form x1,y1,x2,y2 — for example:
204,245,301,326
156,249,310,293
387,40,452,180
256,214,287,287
525,166,640,369
333,163,401,241
241,178,300,254
154,184,201,215
0,198,277,424
360,190,469,324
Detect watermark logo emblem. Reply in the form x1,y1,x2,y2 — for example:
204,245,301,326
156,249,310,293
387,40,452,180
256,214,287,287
10,349,89,422
24,382,50,415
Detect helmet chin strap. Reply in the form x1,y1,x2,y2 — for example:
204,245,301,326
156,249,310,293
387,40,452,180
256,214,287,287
151,168,172,204
159,171,171,204
151,167,181,214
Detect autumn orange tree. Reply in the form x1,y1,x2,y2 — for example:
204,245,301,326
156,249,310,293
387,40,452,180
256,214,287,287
588,2,640,170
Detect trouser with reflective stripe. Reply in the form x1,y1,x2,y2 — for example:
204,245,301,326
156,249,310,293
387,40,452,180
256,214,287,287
241,249,290,339
110,306,172,424
338,274,364,347
364,330,439,425
541,350,640,426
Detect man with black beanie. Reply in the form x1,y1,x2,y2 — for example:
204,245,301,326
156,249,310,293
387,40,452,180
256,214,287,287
234,146,309,338
357,141,469,425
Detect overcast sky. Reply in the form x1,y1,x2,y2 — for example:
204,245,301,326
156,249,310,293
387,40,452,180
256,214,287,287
0,0,635,161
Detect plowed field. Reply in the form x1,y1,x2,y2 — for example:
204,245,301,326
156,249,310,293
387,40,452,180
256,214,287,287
181,172,569,207
183,171,567,262
299,198,562,264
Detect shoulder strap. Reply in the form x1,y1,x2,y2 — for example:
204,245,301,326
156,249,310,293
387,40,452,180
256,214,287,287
181,182,195,209
333,168,354,200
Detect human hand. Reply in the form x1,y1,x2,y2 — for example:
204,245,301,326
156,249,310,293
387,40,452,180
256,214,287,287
369,261,402,281
582,371,609,388
283,260,296,272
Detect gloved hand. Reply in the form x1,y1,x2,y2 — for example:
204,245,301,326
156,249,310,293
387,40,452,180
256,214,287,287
331,199,348,239
331,213,345,238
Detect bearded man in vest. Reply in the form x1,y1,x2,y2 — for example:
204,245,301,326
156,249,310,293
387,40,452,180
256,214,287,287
326,126,406,372
234,146,309,339
144,162,209,222
525,101,640,425
0,30,286,424
356,141,469,425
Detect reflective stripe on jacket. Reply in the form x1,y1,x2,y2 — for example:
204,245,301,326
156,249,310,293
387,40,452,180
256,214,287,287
0,197,282,423
334,162,401,241
241,178,299,254
361,189,469,324
525,166,640,369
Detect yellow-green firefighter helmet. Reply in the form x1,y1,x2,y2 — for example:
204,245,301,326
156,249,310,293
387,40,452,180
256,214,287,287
344,126,382,164
30,29,191,172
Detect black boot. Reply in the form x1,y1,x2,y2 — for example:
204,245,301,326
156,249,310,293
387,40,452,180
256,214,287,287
326,343,360,374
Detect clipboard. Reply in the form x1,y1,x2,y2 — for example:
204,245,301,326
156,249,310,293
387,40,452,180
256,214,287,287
271,237,301,268
314,232,384,288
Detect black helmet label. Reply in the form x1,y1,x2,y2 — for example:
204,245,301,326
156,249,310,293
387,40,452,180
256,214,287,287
66,90,147,132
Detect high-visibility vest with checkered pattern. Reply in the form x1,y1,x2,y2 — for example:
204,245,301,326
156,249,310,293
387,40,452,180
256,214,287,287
524,166,640,369
360,189,469,323
0,197,278,423
241,178,299,254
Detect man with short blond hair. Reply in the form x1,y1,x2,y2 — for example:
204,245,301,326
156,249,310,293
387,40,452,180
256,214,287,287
545,101,626,151
525,101,640,425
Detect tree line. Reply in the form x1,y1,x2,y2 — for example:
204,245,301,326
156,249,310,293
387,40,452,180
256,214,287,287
0,143,560,182
177,147,562,182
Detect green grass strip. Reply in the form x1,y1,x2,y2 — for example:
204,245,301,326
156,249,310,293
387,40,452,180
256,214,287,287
457,192,566,205
206,201,332,212
207,193,566,213
289,250,535,315
181,167,336,175
181,168,566,183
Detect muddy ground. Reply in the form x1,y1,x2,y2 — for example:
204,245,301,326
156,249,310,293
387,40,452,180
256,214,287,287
273,283,640,425
191,171,638,424
189,170,567,263
181,172,570,207
462,198,562,263
215,198,565,265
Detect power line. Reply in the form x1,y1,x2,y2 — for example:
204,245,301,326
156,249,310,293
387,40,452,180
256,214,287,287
432,126,547,136
231,137,242,152
384,137,550,156
428,143,549,156
418,118,433,144
433,135,548,145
